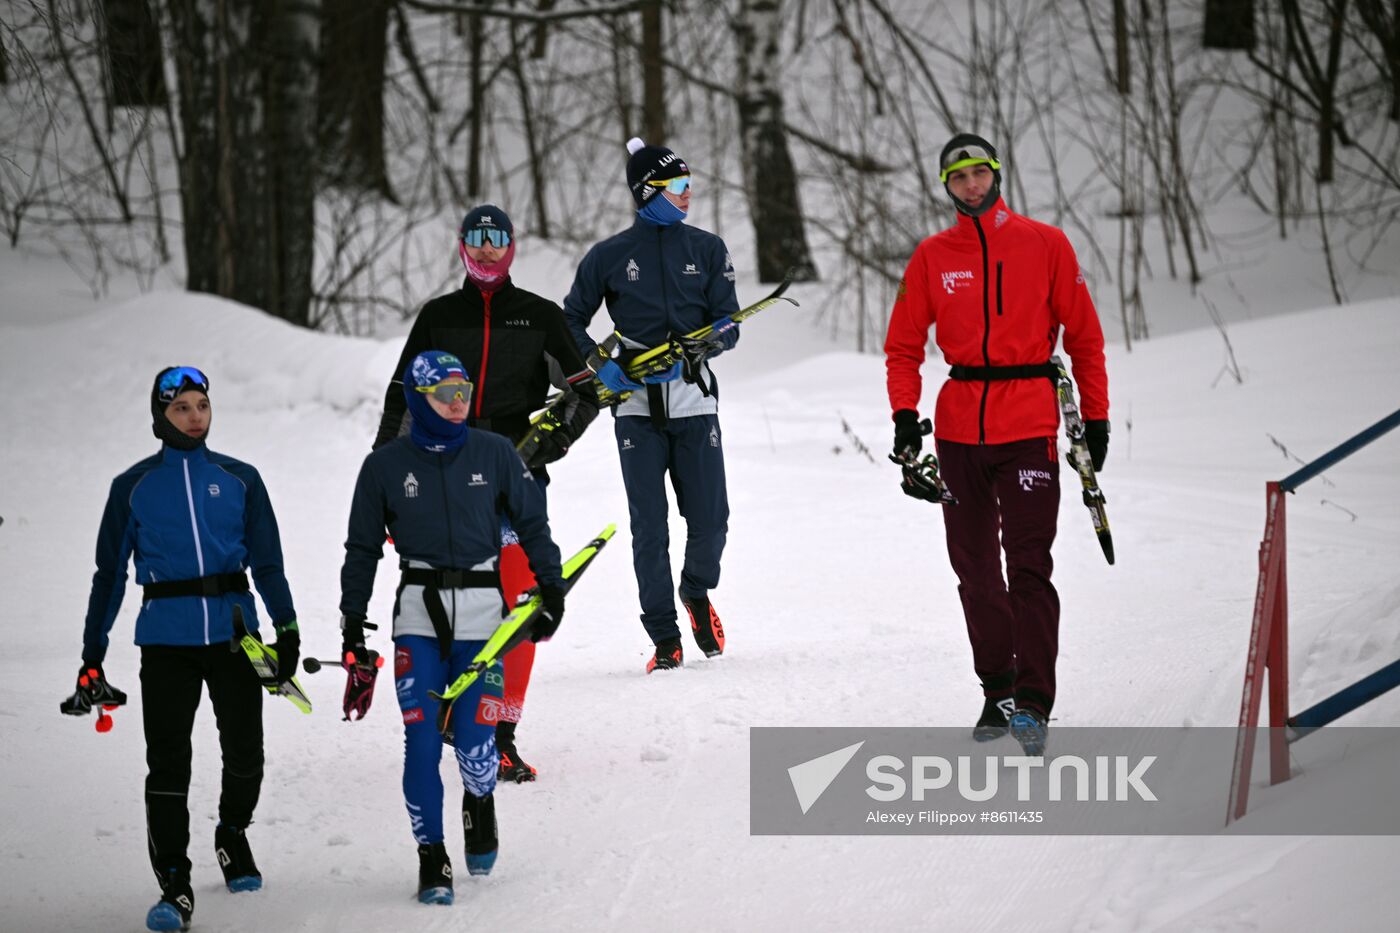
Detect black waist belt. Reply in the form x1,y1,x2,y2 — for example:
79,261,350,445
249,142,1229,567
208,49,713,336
948,363,1058,382
397,565,502,660
143,572,249,601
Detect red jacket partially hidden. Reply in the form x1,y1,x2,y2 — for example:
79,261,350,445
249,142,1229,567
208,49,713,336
884,198,1108,445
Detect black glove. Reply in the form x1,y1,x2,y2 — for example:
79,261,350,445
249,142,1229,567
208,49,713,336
1084,420,1110,472
272,623,300,686
341,614,368,663
532,585,566,643
524,392,598,470
60,662,128,716
677,335,711,386
892,409,924,457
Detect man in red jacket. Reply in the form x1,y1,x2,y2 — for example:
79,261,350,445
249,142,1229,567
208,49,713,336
883,133,1110,755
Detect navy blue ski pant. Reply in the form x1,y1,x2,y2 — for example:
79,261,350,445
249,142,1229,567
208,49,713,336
614,413,729,643
936,437,1061,717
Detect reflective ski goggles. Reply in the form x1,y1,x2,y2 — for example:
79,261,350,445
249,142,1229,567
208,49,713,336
645,175,691,195
461,227,511,249
939,145,1001,183
157,366,210,402
414,379,474,404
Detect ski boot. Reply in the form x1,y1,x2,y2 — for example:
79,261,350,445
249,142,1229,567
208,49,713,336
1009,707,1049,756
463,792,498,876
682,593,725,658
417,842,454,905
973,697,1015,742
215,823,262,892
145,870,193,932
496,721,537,784
646,638,683,674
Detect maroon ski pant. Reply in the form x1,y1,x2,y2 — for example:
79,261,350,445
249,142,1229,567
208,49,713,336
935,437,1060,717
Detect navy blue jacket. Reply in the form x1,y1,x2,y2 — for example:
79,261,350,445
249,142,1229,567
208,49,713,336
82,446,296,663
339,430,563,620
563,218,739,418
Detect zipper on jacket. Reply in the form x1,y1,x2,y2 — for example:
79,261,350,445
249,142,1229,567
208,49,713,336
974,217,991,445
436,454,457,633
475,291,492,418
180,458,211,645
656,228,672,412
996,260,1004,316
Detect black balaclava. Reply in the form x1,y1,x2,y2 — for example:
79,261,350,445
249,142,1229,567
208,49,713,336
938,132,1002,219
151,366,210,451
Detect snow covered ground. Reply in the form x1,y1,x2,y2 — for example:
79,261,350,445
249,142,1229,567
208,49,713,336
2,255,1399,930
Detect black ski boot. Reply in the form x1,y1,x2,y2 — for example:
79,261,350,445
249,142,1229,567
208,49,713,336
145,870,193,932
462,792,498,876
973,697,1015,742
417,842,454,905
682,593,726,658
214,823,262,892
646,638,683,674
496,720,537,783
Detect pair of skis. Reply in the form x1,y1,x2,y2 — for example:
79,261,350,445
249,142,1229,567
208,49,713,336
516,274,799,465
429,524,617,741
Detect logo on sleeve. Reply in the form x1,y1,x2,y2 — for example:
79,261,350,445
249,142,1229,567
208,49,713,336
941,270,974,295
207,484,221,497
403,472,419,498
469,473,488,487
626,258,640,282
683,263,700,275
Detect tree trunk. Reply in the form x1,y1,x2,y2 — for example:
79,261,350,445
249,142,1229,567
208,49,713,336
1113,0,1130,95
507,10,549,237
734,0,818,283
1203,0,1255,50
466,0,488,197
318,0,391,197
100,0,168,106
0,29,8,85
641,0,664,142
167,0,320,327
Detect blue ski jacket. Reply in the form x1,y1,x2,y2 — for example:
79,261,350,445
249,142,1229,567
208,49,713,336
82,446,296,664
563,218,740,419
339,430,563,625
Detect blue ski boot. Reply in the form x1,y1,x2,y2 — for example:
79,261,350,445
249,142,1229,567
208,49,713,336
463,791,498,876
1009,708,1049,756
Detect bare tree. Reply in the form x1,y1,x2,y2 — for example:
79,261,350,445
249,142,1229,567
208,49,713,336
640,0,664,141
318,0,392,198
1355,0,1400,120
734,0,818,282
99,0,167,106
165,0,321,326
1203,0,1255,50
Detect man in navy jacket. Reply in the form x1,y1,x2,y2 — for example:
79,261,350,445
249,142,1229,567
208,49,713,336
563,138,738,673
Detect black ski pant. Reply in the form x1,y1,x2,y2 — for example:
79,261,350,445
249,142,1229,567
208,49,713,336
141,644,264,883
936,437,1061,717
614,413,729,643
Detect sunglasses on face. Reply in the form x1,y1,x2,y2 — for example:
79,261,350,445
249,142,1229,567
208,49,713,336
415,380,474,404
461,227,511,249
645,175,691,195
939,145,1001,183
158,366,210,402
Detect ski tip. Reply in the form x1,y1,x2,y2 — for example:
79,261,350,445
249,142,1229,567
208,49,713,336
1101,535,1116,565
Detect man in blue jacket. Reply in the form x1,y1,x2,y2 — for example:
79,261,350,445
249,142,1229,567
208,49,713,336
338,350,564,905
73,366,299,932
563,137,738,673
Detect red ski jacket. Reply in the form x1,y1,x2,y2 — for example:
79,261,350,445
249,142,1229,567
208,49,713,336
884,198,1108,445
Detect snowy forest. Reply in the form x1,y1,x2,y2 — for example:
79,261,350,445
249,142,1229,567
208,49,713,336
4,0,1399,347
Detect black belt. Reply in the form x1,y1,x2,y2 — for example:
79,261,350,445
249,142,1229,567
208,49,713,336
143,572,249,601
397,565,502,660
948,362,1058,382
